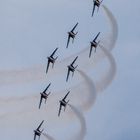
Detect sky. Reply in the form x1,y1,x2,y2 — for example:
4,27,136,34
0,0,140,140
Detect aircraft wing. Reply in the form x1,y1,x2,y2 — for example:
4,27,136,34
39,96,43,109
71,56,78,66
71,22,78,32
51,48,58,57
58,104,62,117
66,68,70,82
37,120,44,130
66,34,70,48
92,3,96,17
43,83,51,93
46,60,50,74
34,134,36,140
93,32,100,41
89,46,93,58
63,91,70,100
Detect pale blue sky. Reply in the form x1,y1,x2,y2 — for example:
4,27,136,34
0,0,139,140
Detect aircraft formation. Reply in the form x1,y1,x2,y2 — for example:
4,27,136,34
33,0,103,139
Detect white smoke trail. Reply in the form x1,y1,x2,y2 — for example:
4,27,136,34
69,104,86,140
0,69,96,120
101,5,118,50
0,48,115,114
0,5,118,86
77,70,97,110
0,5,118,140
95,45,117,93
43,133,55,140
0,5,117,118
41,105,86,140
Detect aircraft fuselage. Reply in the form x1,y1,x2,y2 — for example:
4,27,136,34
41,93,48,99
34,130,41,136
68,65,75,72
95,0,100,7
91,41,97,48
60,100,67,107
68,32,76,38
48,57,55,63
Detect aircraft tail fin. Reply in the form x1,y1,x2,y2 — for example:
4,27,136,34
52,63,54,68
97,7,99,12
72,71,74,77
67,100,69,105
45,98,47,104
41,129,44,134
55,56,58,60
64,100,69,111
97,40,100,46
75,65,78,70
95,47,96,52
72,38,74,43
95,40,100,52
48,92,51,96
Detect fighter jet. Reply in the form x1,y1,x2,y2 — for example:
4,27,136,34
89,32,100,57
34,120,44,140
46,48,58,73
58,91,70,117
66,22,78,48
66,56,78,82
39,83,51,109
92,0,103,17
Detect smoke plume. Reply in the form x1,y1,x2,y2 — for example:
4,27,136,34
43,133,55,140
69,104,86,140
0,4,118,140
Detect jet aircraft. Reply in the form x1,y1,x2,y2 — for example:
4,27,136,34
66,56,78,82
66,23,78,48
58,91,70,117
89,32,100,57
92,0,103,17
46,48,58,73
39,83,51,109
34,120,44,140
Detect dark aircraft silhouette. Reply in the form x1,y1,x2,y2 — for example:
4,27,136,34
66,22,78,48
34,120,44,140
46,48,58,73
66,56,78,82
39,83,51,109
89,32,100,57
92,0,103,17
58,91,70,117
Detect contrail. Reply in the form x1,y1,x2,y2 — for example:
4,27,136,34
43,133,55,140
69,104,86,140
